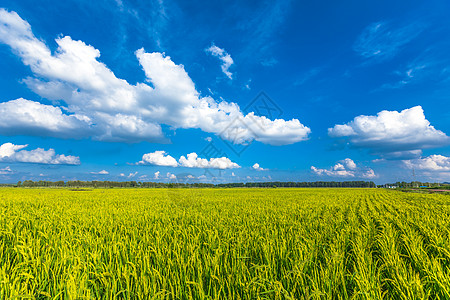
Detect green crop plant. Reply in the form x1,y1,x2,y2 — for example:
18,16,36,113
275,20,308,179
0,188,449,299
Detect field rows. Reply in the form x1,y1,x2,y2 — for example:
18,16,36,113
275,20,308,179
1,188,450,299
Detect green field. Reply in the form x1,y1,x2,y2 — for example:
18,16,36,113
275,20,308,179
1,188,450,299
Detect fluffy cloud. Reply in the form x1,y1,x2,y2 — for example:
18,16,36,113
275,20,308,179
0,142,80,165
252,163,267,171
154,171,160,179
0,98,91,138
205,44,234,79
311,158,376,178
403,155,450,172
0,9,310,146
179,152,240,169
166,172,176,180
137,150,240,169
90,170,109,175
138,151,178,167
328,106,449,157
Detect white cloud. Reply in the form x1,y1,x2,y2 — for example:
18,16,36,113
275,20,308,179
0,9,311,146
0,166,12,175
0,142,80,165
137,151,240,170
179,152,240,169
166,172,176,180
0,98,91,138
354,21,425,61
252,163,267,171
311,158,377,179
205,44,234,79
154,171,160,179
328,106,449,157
342,158,357,170
128,172,138,178
362,169,377,179
91,170,109,175
119,172,138,178
138,151,178,167
403,155,450,172
0,143,27,157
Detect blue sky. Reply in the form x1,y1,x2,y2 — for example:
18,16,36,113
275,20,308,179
1,0,450,184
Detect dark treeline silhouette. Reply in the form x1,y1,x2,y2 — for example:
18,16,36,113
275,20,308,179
11,180,376,188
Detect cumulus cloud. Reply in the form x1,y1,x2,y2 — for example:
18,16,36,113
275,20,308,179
252,163,267,171
403,155,450,172
0,9,310,146
205,44,234,79
0,98,91,138
179,152,240,169
166,172,176,180
90,170,109,175
137,150,240,169
138,151,178,167
328,106,449,158
154,171,160,179
311,158,377,178
0,142,80,165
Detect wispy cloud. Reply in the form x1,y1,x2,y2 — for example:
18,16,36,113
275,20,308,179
354,21,426,62
205,44,234,79
236,0,292,61
0,166,13,175
90,170,109,175
377,47,450,90
294,67,323,86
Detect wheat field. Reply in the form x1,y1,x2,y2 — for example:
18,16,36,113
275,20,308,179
1,188,450,299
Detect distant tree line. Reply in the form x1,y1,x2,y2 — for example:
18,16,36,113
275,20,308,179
12,180,376,188
378,181,448,188
217,181,376,188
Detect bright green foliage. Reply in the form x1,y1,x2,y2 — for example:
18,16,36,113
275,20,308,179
0,188,449,299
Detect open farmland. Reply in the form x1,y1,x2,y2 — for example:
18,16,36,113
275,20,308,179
1,188,450,299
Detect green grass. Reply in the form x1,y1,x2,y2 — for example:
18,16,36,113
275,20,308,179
1,188,450,299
